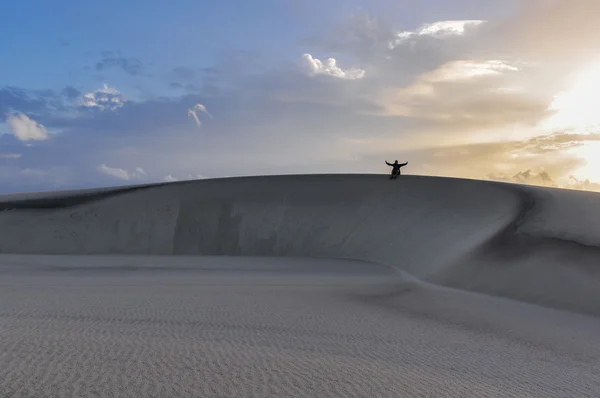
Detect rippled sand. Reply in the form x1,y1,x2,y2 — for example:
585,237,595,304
2,256,599,397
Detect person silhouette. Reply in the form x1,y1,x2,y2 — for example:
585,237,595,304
385,160,408,179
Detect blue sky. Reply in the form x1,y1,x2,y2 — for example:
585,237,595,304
2,0,600,193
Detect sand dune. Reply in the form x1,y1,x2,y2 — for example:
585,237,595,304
0,174,599,315
1,174,599,396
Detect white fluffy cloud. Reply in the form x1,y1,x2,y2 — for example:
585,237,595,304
78,84,125,111
389,20,486,49
301,53,365,80
5,113,49,141
97,164,146,180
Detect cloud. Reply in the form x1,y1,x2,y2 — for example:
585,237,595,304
0,86,58,116
390,130,600,191
97,164,146,181
21,168,49,178
0,86,85,123
417,20,485,37
565,175,600,192
322,5,598,91
172,67,197,80
170,82,201,92
5,113,50,141
95,51,144,76
420,60,519,82
486,0,600,64
486,169,600,193
373,61,549,140
487,169,557,188
4,2,600,195
509,169,555,186
0,165,74,193
61,86,81,100
168,66,223,95
0,154,21,159
522,132,600,153
389,20,486,48
302,7,600,144
164,173,205,182
301,53,365,80
187,103,212,130
77,84,125,111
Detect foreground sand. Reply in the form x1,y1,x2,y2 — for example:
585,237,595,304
2,255,599,397
0,174,599,396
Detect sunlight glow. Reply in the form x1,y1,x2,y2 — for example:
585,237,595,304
542,63,600,133
538,63,600,182
566,141,600,181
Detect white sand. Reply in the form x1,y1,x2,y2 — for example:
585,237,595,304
0,175,599,396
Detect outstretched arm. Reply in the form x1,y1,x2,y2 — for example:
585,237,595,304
399,162,408,167
385,161,393,166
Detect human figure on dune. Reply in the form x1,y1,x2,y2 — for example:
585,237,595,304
385,160,408,179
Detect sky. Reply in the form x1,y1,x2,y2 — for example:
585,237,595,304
2,0,600,193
